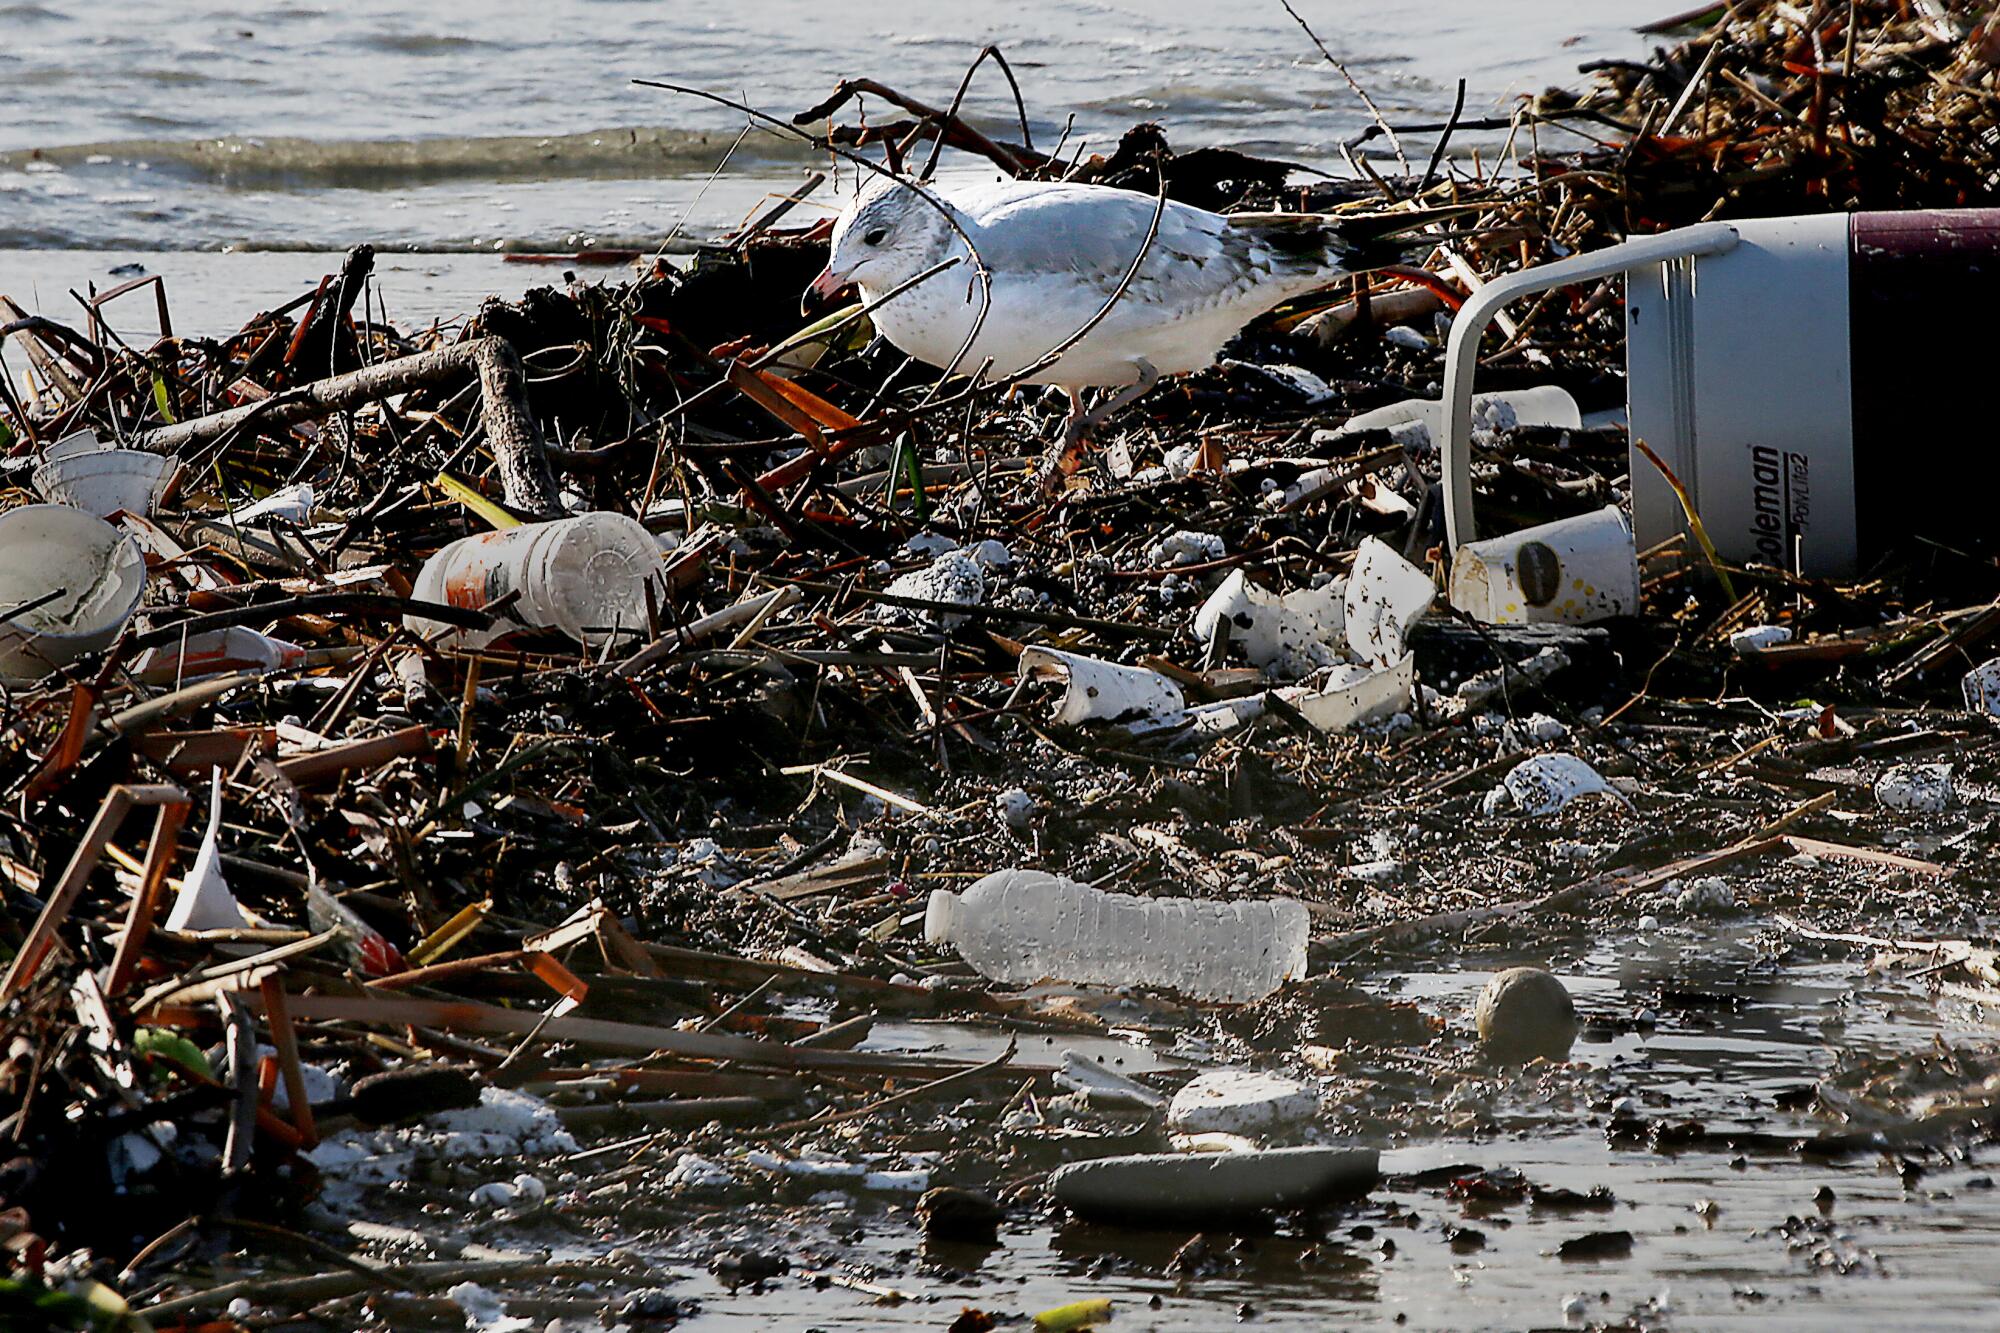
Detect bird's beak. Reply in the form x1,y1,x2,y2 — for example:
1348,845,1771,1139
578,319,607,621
803,263,851,316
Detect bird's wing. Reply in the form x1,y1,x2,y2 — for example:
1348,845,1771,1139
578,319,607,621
950,181,1278,309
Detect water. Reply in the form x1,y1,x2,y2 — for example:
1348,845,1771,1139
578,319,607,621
0,0,1671,255
620,927,2000,1330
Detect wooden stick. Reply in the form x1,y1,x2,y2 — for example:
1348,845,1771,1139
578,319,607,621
104,800,191,997
272,724,433,786
260,991,1052,1076
1,783,189,1001
260,974,318,1146
130,338,561,516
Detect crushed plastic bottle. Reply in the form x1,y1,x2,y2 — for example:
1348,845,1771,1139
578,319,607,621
925,868,1308,1003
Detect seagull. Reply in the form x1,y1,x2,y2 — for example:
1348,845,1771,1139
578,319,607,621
805,172,1446,486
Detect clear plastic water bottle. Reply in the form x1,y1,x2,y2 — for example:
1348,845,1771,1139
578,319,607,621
925,868,1308,1003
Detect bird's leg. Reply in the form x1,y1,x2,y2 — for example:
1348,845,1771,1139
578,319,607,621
1030,361,1160,496
1079,358,1161,435
1030,387,1092,494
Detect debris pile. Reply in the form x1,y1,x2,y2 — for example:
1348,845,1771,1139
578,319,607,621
0,1,1997,1325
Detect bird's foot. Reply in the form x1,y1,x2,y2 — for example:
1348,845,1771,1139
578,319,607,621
1028,421,1089,497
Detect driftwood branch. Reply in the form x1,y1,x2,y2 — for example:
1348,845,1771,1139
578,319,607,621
131,336,562,516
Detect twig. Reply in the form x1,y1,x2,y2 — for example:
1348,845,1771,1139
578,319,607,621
1278,0,1410,174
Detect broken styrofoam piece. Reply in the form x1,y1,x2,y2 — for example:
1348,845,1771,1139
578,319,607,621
1332,386,1582,449
1171,1131,1263,1154
1350,475,1418,519
1193,568,1347,680
1281,655,1416,733
1150,529,1225,567
1236,539,1432,733
1728,624,1794,653
227,482,315,527
993,787,1036,830
1185,694,1269,737
469,1173,547,1212
1963,658,2000,715
743,1149,929,1193
306,1085,578,1207
1344,537,1434,668
1018,646,1187,730
662,1153,737,1193
1167,1070,1320,1136
164,769,249,933
1498,753,1633,817
1502,712,1570,750
1875,762,1954,813
1450,505,1639,626
882,550,985,629
902,531,958,557
1049,1145,1378,1223
448,1282,532,1333
1674,876,1737,915
1055,1051,1167,1112
1450,646,1571,716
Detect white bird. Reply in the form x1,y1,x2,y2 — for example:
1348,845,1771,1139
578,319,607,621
805,172,1442,484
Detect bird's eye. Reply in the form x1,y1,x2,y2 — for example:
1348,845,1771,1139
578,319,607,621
863,227,888,246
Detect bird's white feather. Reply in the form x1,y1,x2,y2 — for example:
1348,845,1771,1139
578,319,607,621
826,176,1362,391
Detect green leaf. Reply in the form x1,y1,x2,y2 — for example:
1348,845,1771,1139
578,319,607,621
150,375,176,424
133,1027,213,1082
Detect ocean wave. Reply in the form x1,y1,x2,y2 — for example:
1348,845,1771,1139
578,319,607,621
0,125,813,189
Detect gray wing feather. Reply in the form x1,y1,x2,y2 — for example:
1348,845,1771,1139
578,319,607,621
955,183,1278,307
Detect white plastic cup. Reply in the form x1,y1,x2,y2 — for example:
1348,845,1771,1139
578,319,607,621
0,504,148,683
1448,504,1639,625
404,512,665,649
33,442,174,518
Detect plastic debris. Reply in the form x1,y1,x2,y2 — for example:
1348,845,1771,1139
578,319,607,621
1963,658,2000,715
1875,763,1954,813
132,627,306,683
162,770,249,934
406,512,666,647
1017,646,1187,730
1055,1051,1167,1112
925,868,1308,1003
1166,1070,1320,1135
1498,753,1632,816
0,505,147,683
1729,624,1795,653
1194,568,1348,679
883,549,986,628
227,482,314,527
1450,506,1640,625
993,787,1036,830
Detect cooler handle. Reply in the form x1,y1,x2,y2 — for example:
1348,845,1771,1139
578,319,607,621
1439,223,1742,553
